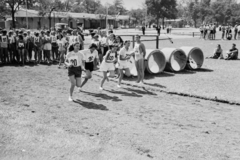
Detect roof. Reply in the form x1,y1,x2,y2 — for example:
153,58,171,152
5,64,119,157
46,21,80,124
165,19,183,22
8,9,133,21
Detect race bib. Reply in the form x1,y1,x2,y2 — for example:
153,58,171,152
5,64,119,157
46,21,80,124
18,43,24,48
52,36,57,42
108,54,115,61
2,36,7,42
67,56,78,67
46,37,50,41
35,37,39,43
88,56,94,62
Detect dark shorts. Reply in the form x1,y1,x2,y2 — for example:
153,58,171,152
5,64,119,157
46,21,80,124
68,66,82,78
85,62,94,72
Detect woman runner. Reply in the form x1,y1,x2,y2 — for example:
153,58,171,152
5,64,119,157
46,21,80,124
80,43,99,89
65,42,86,101
99,45,118,90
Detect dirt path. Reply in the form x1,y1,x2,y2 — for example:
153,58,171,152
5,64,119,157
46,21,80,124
0,65,240,160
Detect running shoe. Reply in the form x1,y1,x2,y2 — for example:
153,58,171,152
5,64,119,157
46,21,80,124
68,96,73,101
99,87,103,90
117,85,121,88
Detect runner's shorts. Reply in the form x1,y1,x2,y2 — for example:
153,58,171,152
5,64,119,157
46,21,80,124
100,62,115,72
117,61,130,69
85,62,94,72
68,66,82,78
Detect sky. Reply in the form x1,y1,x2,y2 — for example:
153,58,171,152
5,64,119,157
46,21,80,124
99,0,145,10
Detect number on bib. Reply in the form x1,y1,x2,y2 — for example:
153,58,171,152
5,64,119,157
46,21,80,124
2,37,7,42
18,43,24,47
35,38,39,43
70,59,78,67
108,56,114,60
88,56,93,62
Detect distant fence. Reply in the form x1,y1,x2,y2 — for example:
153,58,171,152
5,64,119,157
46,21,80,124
119,35,172,49
172,32,201,37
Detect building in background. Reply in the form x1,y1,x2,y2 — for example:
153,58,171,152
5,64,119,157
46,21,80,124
4,9,135,30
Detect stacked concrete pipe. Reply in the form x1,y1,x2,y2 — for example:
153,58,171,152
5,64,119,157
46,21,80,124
180,46,204,69
160,48,187,72
145,49,166,74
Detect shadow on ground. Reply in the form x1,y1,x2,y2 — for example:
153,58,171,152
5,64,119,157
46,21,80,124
105,89,143,98
74,99,109,111
81,91,122,102
124,87,157,96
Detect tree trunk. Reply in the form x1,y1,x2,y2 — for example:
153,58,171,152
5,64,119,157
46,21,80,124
162,17,165,29
49,16,51,29
194,20,197,28
12,10,15,28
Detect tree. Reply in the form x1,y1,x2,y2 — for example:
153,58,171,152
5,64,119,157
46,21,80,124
0,1,10,21
146,0,177,27
37,0,62,29
188,1,200,27
1,0,38,28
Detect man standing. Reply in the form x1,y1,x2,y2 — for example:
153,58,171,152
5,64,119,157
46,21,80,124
133,35,146,84
141,25,145,35
234,24,238,40
156,25,161,36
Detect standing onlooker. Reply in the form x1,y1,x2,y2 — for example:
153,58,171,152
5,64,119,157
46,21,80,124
222,25,225,40
199,25,204,39
213,23,217,40
156,25,161,36
142,25,145,35
234,24,238,40
133,35,146,84
237,24,240,39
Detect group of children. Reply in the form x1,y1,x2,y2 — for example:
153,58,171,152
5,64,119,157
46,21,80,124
199,24,217,40
0,28,84,66
200,23,240,40
0,27,146,101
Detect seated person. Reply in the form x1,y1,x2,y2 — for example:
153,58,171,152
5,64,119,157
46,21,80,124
225,43,238,60
206,44,223,59
227,33,232,40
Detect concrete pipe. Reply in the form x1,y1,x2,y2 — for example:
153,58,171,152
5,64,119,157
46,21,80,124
180,46,204,69
145,49,166,74
160,48,187,72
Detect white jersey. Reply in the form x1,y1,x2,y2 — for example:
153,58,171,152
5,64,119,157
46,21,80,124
104,50,116,61
119,47,130,63
69,35,79,44
66,51,84,67
57,39,67,51
133,43,143,60
81,49,99,63
51,35,57,43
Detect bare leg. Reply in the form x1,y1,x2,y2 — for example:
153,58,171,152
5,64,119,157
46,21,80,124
81,70,92,88
69,75,76,97
100,72,108,88
118,69,123,86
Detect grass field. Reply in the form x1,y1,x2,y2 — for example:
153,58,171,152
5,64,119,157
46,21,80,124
0,29,240,160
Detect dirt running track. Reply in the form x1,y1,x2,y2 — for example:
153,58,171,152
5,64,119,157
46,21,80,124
0,65,240,160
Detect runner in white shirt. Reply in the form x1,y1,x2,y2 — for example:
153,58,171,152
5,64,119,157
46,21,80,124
80,43,99,89
65,42,86,101
117,40,134,87
99,45,118,90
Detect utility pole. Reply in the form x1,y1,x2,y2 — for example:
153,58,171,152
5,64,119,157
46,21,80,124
26,0,28,29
